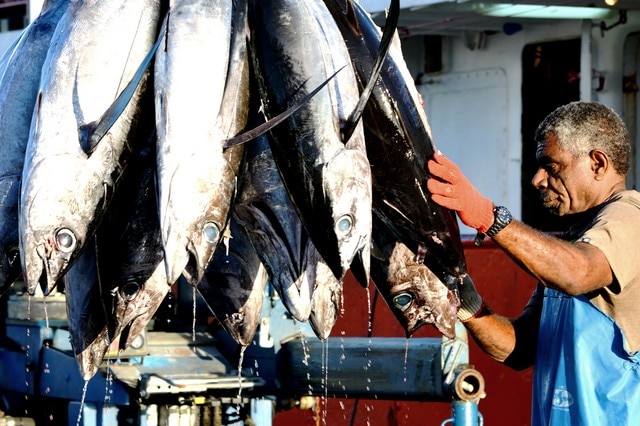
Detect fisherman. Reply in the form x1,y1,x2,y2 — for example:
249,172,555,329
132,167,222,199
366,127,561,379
426,100,640,424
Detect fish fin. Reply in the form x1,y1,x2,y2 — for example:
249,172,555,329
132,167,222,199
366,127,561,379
79,32,163,155
217,0,250,136
342,0,399,143
224,65,347,148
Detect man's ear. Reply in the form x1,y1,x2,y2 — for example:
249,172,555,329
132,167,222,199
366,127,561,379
589,150,609,180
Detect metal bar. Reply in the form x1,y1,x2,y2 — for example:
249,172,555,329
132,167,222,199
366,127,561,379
278,336,447,401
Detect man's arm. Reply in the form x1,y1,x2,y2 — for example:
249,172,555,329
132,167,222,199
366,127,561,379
492,220,612,296
426,153,613,295
463,284,543,370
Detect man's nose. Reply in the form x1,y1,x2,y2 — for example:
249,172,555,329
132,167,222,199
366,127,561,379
531,168,547,189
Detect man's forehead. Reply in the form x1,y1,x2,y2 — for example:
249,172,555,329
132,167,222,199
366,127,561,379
536,134,559,159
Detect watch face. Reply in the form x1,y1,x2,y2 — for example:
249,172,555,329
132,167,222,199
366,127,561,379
486,206,512,237
495,207,512,225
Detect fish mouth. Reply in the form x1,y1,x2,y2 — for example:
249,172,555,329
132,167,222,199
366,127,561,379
24,244,50,295
24,236,73,295
181,242,211,287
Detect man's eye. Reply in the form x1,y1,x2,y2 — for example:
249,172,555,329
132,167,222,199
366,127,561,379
544,164,559,176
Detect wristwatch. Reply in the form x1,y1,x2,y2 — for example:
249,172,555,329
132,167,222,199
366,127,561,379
474,206,512,246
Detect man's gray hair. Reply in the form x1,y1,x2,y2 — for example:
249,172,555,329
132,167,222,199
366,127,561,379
534,101,631,175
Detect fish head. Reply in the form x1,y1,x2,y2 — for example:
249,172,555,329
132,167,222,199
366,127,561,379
162,207,226,287
160,148,243,286
222,256,269,346
309,259,343,340
198,221,268,347
385,242,458,338
20,160,99,294
112,263,169,350
204,264,268,347
21,221,85,295
321,149,372,286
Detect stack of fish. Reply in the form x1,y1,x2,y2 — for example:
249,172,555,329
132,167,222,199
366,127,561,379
0,0,468,379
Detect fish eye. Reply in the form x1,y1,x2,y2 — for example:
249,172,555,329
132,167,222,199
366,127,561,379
203,222,220,244
335,214,353,236
393,292,414,312
120,281,140,301
55,228,76,253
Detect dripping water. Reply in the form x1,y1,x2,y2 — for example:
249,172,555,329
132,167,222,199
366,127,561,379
366,288,372,337
297,330,313,395
24,296,31,416
192,286,197,342
403,338,409,383
236,345,247,400
321,338,329,425
104,352,114,412
43,295,49,329
75,380,89,426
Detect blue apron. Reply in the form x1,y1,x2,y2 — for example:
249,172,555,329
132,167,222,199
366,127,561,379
532,288,640,425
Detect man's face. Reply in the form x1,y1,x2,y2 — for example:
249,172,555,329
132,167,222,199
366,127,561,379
531,134,596,216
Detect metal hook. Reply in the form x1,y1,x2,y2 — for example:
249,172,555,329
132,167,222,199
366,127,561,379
600,10,627,37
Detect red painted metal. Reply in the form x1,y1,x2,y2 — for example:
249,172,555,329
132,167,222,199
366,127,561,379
273,237,537,425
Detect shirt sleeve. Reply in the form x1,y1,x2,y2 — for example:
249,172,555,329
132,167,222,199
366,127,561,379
582,199,640,291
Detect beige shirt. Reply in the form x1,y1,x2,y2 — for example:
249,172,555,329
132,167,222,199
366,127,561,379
581,190,640,353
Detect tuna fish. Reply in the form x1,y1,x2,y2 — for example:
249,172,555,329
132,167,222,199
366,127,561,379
248,0,372,287
0,0,71,294
19,0,162,294
326,0,467,286
154,0,249,287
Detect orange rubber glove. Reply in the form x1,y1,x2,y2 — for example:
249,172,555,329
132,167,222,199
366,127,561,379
426,152,494,233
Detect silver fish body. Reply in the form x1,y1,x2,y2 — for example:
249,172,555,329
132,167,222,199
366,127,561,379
155,0,248,286
326,0,467,284
0,0,71,293
19,0,161,294
248,0,372,286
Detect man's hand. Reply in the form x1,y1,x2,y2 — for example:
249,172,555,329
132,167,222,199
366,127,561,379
426,152,494,233
456,274,484,322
